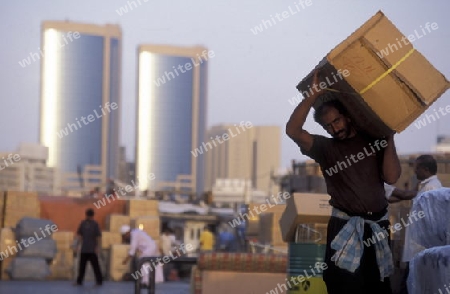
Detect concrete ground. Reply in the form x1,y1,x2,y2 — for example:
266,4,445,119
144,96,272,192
0,280,190,294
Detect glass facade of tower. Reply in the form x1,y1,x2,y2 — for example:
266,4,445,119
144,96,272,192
137,49,207,194
108,37,121,178
40,25,121,184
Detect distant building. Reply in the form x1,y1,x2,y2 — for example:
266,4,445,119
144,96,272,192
0,143,56,194
117,146,135,184
204,125,281,194
135,45,209,196
211,179,267,208
39,21,122,192
435,136,450,153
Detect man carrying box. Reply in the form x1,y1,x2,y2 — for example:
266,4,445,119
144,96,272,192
286,71,401,294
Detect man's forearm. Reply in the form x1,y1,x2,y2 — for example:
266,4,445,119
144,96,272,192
392,188,417,200
286,71,323,139
382,135,401,184
388,195,402,203
287,94,317,134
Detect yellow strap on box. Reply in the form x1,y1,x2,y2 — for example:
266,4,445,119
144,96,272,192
359,48,416,95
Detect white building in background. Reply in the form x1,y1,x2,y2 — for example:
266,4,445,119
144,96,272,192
211,179,267,208
435,136,450,153
0,143,56,194
205,125,281,195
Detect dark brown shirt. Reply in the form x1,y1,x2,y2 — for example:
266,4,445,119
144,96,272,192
300,133,388,214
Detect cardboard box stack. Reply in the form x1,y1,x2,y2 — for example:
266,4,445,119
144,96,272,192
101,232,122,250
127,199,159,218
297,11,449,138
101,214,132,281
128,199,160,251
51,251,74,280
50,231,74,280
106,214,131,233
0,192,41,281
255,202,287,252
104,199,160,281
131,216,160,240
2,191,40,228
109,244,131,281
279,193,332,243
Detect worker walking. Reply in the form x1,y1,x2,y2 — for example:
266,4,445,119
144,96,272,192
74,208,103,286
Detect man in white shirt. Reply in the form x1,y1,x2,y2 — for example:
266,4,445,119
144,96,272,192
160,227,180,281
385,155,442,294
121,225,163,286
386,155,442,203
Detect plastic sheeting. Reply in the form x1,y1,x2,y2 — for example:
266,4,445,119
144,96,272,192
17,239,57,261
402,188,450,262
6,257,51,280
15,217,55,240
407,245,450,294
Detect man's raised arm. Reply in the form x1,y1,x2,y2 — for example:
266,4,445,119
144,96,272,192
286,71,324,152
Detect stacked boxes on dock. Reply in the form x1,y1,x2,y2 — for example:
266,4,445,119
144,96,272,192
106,199,160,281
255,202,287,253
0,191,41,280
50,231,74,280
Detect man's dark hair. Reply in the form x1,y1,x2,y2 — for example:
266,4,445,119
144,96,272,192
416,155,438,174
313,99,349,125
86,208,95,217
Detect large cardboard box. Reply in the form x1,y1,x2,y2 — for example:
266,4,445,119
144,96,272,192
109,244,131,281
3,191,40,227
297,11,449,138
101,231,122,250
106,214,131,234
127,199,159,218
131,216,160,240
248,202,285,235
259,212,285,246
279,193,332,242
52,231,74,251
49,250,74,280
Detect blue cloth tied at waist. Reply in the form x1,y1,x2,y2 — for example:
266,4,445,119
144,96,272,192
330,207,394,281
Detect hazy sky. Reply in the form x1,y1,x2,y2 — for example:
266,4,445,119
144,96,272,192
1,0,449,170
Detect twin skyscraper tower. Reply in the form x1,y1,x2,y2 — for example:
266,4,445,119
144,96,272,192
39,21,208,195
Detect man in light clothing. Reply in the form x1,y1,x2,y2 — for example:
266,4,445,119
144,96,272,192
121,225,163,286
161,227,180,281
385,155,442,294
387,155,442,203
